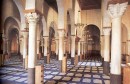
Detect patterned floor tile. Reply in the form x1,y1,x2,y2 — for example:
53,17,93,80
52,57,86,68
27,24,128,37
62,77,71,81
72,77,81,82
53,76,62,80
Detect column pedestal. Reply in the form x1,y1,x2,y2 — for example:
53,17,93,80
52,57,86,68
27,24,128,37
75,55,78,65
103,61,110,75
58,60,62,72
71,57,74,65
47,53,50,64
110,74,121,84
44,56,47,63
62,56,67,73
28,68,35,84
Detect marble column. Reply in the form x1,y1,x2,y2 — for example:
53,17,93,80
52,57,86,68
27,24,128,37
25,12,39,84
78,41,81,61
71,35,75,65
22,31,28,69
58,29,64,72
103,27,111,75
43,36,48,63
107,2,128,84
55,39,59,60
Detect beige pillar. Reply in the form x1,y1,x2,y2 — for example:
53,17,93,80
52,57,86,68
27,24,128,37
71,35,75,65
22,31,28,69
107,2,128,84
58,29,64,72
43,36,48,63
25,12,39,84
103,27,111,75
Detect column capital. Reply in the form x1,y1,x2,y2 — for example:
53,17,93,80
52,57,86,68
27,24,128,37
71,35,76,38
107,2,128,19
57,29,65,37
43,36,48,40
25,12,39,23
103,27,111,35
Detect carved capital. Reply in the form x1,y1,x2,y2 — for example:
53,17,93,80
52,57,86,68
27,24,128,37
25,13,39,23
57,29,65,37
103,27,111,35
107,2,128,19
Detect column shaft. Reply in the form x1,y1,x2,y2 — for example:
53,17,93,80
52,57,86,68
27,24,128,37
103,28,111,75
25,13,39,84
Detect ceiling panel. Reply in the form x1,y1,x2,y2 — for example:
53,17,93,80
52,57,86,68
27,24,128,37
78,0,101,10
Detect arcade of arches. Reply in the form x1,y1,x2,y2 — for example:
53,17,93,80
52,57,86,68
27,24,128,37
0,0,130,84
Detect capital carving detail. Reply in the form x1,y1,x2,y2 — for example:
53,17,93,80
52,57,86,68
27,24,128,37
25,13,39,23
107,2,128,19
57,29,65,37
103,27,111,35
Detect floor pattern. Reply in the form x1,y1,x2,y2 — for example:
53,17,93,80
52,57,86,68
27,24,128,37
0,56,110,84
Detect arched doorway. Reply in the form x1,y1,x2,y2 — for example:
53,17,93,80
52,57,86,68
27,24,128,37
84,25,101,62
9,28,19,55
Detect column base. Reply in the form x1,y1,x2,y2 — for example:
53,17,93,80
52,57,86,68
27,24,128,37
28,68,35,84
71,57,74,65
56,55,58,60
110,74,121,84
103,61,110,75
78,56,80,62
44,56,47,63
58,60,62,72
62,57,67,73
23,58,25,68
101,58,104,66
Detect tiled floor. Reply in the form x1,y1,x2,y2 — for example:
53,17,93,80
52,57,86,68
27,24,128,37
0,56,110,84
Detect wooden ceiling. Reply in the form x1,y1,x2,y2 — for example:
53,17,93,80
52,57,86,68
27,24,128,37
44,0,58,12
78,0,130,10
78,0,101,10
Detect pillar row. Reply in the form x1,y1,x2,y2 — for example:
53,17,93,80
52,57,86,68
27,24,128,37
25,12,39,84
103,27,111,75
107,2,128,84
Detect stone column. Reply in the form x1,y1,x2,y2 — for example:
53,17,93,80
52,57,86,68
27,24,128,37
107,2,128,84
22,30,28,69
58,29,64,72
78,41,81,61
103,27,111,75
25,12,39,84
71,35,75,65
43,36,48,63
55,38,59,60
